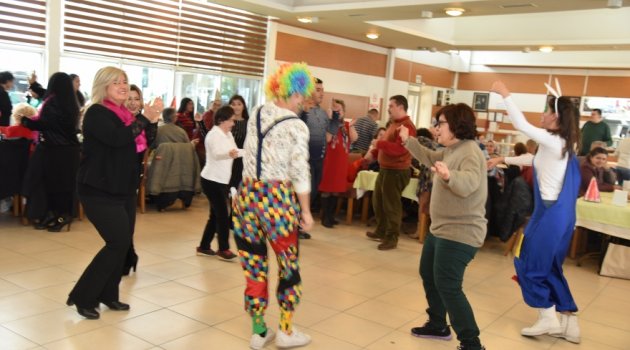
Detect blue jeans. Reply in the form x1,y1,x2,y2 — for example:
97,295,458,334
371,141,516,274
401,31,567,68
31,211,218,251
616,166,630,186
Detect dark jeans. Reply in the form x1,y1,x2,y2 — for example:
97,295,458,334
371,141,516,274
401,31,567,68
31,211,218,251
200,178,230,251
420,233,482,349
616,166,630,186
69,194,135,308
309,156,323,208
373,168,410,243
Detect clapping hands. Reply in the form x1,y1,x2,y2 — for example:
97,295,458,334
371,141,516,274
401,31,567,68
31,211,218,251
143,97,164,123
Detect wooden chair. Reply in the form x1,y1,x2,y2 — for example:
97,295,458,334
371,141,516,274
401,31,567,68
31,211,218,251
503,217,530,256
137,151,150,213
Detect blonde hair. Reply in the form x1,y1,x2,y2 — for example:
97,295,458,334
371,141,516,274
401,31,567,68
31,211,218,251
90,66,128,105
10,103,37,125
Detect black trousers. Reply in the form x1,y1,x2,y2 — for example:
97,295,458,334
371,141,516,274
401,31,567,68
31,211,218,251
69,193,135,308
200,178,230,251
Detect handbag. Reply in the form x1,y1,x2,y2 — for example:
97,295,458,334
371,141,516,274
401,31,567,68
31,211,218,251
599,237,630,280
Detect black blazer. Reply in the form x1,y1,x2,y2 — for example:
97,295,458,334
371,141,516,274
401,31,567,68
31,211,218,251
0,89,12,126
77,103,156,196
22,98,79,146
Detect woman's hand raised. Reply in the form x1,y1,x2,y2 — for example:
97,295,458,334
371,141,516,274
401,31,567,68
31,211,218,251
143,97,164,123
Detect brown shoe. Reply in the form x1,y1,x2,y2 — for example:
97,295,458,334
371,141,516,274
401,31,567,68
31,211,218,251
366,231,383,241
377,240,397,250
217,250,237,260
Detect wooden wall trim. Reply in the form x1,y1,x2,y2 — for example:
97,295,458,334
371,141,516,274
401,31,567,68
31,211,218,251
458,72,549,94
585,76,630,98
393,58,454,88
275,31,387,77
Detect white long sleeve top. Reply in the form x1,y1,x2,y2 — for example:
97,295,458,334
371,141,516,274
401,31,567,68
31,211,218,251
201,126,243,184
504,153,534,168
503,96,568,201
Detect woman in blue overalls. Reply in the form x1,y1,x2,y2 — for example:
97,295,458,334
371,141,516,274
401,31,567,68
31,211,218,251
491,81,582,344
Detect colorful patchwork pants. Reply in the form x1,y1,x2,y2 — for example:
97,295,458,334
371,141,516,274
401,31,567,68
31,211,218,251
232,178,302,319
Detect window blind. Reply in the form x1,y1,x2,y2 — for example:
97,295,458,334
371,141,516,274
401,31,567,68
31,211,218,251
0,0,46,47
62,0,268,77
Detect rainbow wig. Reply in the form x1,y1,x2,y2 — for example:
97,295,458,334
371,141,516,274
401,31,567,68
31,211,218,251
265,62,315,100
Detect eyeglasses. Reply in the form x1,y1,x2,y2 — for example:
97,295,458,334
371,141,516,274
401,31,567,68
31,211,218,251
434,120,448,128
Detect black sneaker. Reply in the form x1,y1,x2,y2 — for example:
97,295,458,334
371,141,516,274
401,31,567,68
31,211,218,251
457,345,486,350
298,231,311,239
411,321,452,340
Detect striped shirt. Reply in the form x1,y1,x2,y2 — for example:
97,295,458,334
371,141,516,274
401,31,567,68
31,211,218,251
351,115,378,152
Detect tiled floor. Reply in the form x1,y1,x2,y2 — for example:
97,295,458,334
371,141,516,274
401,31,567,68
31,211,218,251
1,197,629,349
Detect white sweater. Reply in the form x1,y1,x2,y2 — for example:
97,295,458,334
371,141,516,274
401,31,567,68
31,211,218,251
201,127,242,184
504,96,568,201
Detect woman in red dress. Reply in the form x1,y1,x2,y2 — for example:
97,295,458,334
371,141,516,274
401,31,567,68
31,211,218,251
175,97,199,140
319,99,357,228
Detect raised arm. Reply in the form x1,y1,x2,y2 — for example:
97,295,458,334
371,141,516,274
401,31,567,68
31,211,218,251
490,81,561,150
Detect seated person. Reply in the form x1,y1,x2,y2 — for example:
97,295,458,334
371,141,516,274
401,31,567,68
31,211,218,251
579,146,617,197
1,103,38,143
153,108,192,148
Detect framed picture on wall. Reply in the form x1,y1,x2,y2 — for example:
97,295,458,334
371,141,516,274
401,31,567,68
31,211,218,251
473,92,489,112
546,95,581,112
436,90,444,106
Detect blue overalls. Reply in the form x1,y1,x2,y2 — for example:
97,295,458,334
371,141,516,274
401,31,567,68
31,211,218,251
514,155,581,312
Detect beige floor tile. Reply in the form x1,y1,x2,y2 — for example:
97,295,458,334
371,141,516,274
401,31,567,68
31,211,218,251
302,287,369,311
263,299,339,328
0,326,38,350
115,309,208,345
3,267,77,290
576,317,630,349
128,281,206,307
310,313,393,347
97,294,163,324
365,329,454,350
167,295,243,326
374,280,427,312
549,337,621,350
481,332,558,350
174,270,244,294
161,327,250,350
119,272,169,293
3,308,107,344
0,256,51,277
140,260,205,280
43,326,154,350
0,278,25,298
0,291,64,323
300,328,362,350
346,299,421,328
27,247,93,266
485,316,559,349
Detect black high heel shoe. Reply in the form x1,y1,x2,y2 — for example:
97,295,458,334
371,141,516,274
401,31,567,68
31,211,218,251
122,250,138,276
34,212,56,230
66,297,100,320
101,300,130,311
48,216,72,232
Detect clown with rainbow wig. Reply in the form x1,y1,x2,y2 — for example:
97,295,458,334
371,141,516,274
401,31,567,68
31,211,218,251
232,62,315,349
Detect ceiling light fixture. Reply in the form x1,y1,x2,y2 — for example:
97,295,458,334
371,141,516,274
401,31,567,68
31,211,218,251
297,16,317,23
522,47,531,53
539,46,554,53
421,10,433,18
444,8,465,16
366,32,379,40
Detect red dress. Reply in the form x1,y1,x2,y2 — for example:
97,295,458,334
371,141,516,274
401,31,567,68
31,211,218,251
176,112,195,140
319,122,350,193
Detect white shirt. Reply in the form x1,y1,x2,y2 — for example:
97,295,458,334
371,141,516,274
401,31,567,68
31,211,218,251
504,96,568,201
614,138,630,169
504,153,534,168
201,126,242,184
242,102,311,193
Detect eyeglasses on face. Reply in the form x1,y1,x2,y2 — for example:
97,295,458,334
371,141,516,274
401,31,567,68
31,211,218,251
434,120,448,128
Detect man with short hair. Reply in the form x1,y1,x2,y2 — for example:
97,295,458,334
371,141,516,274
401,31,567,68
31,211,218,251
366,95,416,250
351,108,380,153
0,71,15,126
579,108,612,156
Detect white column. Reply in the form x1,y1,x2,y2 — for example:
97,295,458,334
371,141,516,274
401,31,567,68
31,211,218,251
381,48,397,123
45,0,63,76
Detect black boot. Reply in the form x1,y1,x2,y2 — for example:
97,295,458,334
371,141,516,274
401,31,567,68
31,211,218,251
122,247,138,276
321,197,336,228
34,211,56,230
329,196,339,225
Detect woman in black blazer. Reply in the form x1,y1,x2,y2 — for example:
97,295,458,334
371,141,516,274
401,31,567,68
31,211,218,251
67,67,161,320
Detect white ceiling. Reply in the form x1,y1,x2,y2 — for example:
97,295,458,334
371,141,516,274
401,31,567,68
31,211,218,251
212,0,630,52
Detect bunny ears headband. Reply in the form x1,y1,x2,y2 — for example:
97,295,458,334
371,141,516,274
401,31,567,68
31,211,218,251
544,78,562,114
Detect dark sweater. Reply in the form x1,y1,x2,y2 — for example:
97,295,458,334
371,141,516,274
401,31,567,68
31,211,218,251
22,98,79,146
78,103,155,197
0,89,12,126
580,121,612,156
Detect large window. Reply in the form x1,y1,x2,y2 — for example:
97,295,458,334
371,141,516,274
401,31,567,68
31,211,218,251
175,72,221,113
59,55,118,102
0,46,44,104
122,63,174,105
221,75,263,111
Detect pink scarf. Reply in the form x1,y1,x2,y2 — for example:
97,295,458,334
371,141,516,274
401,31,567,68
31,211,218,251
103,99,147,153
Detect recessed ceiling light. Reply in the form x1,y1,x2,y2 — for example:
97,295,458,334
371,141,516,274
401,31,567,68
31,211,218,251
421,10,433,18
297,16,317,23
366,32,379,39
444,8,465,16
539,46,554,53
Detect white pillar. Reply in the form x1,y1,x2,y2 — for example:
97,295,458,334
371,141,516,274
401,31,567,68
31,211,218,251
45,0,63,76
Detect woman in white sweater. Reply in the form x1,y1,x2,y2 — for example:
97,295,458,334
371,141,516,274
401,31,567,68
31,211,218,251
196,105,243,260
491,81,582,344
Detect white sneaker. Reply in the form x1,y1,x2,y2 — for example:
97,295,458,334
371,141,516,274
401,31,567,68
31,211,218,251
250,328,275,350
521,305,562,336
551,313,581,344
275,328,311,348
